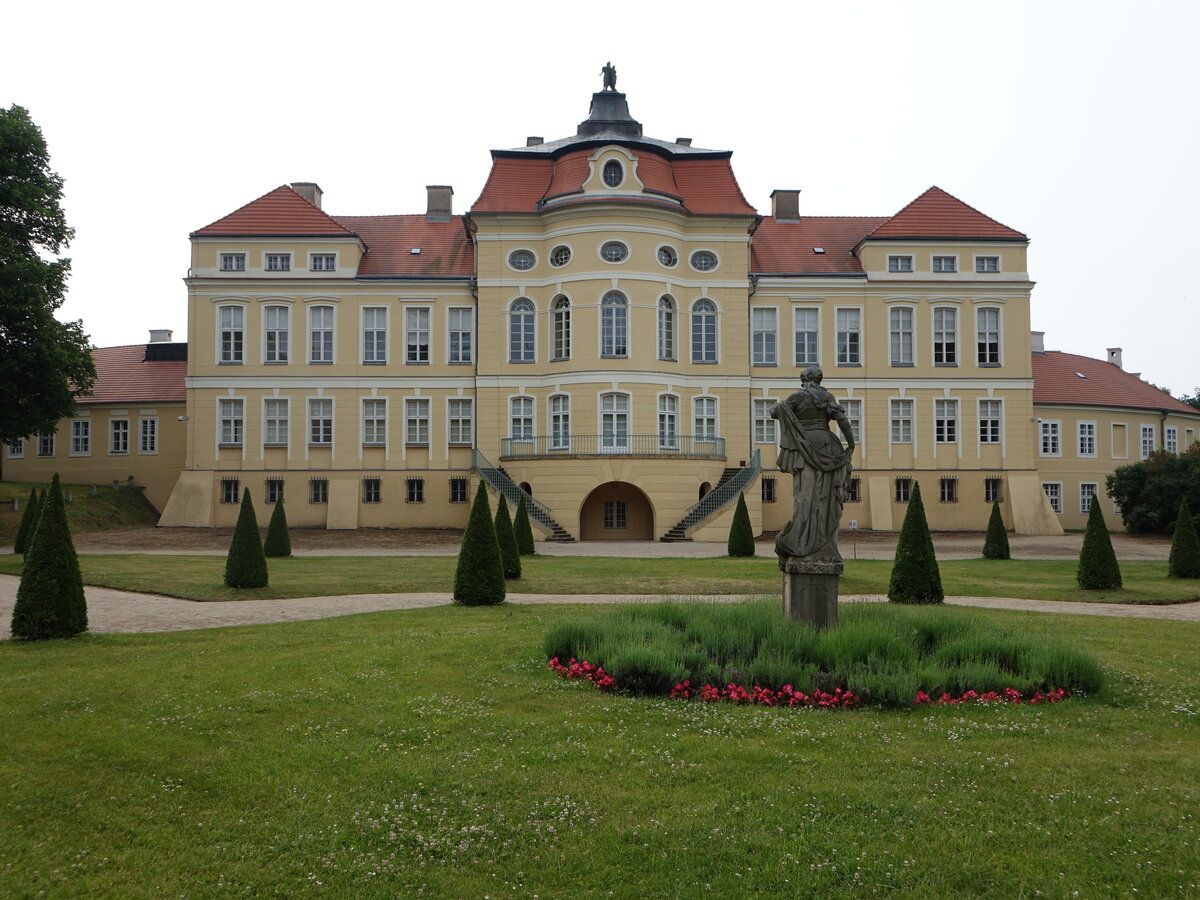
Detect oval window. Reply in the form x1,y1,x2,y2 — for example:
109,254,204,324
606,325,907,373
690,250,718,272
508,249,536,271
549,245,571,267
602,159,624,187
657,245,678,268
600,241,629,263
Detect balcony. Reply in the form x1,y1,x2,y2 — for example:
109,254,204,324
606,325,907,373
499,434,726,460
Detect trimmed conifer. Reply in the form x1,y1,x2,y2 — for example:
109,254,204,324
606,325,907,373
514,493,536,556
1077,500,1122,590
727,492,756,557
263,499,292,558
13,487,40,555
11,475,87,640
495,494,522,579
1168,498,1200,579
982,500,1010,560
454,483,506,605
224,489,268,588
888,482,944,604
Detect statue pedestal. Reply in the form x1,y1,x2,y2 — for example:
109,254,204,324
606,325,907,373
780,556,842,629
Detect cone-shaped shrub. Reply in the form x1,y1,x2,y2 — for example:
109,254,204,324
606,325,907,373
263,499,292,558
888,482,944,604
11,475,87,640
1168,497,1200,578
514,493,536,556
982,500,1010,560
13,487,40,555
1077,500,1122,590
454,484,506,605
224,489,269,588
495,494,522,579
727,492,756,557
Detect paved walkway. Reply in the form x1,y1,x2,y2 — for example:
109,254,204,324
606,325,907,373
2,574,1197,639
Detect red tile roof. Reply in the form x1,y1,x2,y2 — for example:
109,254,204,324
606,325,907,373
82,345,186,405
193,185,357,236
333,216,474,277
863,186,1027,242
471,158,556,212
752,217,888,275
1032,350,1199,414
670,158,756,215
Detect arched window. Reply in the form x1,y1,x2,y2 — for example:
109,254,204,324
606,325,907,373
691,299,717,363
600,392,630,451
509,299,535,363
552,296,571,361
601,291,628,358
549,394,570,450
658,296,676,361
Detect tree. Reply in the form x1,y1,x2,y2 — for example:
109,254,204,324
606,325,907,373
1106,444,1200,533
224,489,268,588
727,492,755,557
514,493,536,556
0,106,96,466
888,482,944,604
982,500,1010,560
11,474,87,639
453,484,506,605
263,499,292,558
1077,501,1122,590
494,494,522,579
1168,498,1200,579
12,486,40,555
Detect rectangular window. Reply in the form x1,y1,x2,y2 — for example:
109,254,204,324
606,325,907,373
977,308,1001,365
265,478,284,504
600,393,629,450
658,394,678,450
933,307,957,365
1040,421,1061,456
1141,425,1156,459
219,305,244,363
1078,422,1097,457
363,307,388,364
363,478,382,504
264,305,289,363
979,400,1001,444
939,477,958,503
793,308,819,366
449,478,469,504
847,477,861,503
1080,482,1097,514
448,399,473,445
985,477,1004,504
220,252,246,272
551,395,571,450
890,399,913,444
448,308,473,363
406,399,430,445
1043,482,1062,514
220,478,239,504
310,253,336,271
405,307,430,364
363,399,387,445
110,419,129,454
38,433,55,457
887,255,913,273
509,396,534,440
761,476,776,503
1166,426,1178,453
406,478,424,504
841,398,862,444
309,306,334,363
751,308,777,365
836,309,860,365
266,253,291,272
895,477,912,503
753,398,777,444
935,399,958,443
889,307,914,365
264,399,288,445
693,397,717,441
932,255,957,273
976,255,1000,273
219,400,243,446
310,478,328,504
309,399,332,445
603,499,627,529
6,438,23,459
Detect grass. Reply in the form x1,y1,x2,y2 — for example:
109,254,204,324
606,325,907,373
0,481,158,545
1,553,1197,604
0,603,1197,897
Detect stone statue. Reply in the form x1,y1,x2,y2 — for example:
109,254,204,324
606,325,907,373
600,61,617,92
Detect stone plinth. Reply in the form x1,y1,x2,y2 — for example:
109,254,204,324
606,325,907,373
780,555,842,629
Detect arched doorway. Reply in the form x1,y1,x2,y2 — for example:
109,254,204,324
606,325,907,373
579,482,654,540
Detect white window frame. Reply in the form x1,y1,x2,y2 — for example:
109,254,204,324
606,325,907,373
218,400,243,447
362,398,387,446
308,398,333,446
1165,426,1179,453
263,304,290,364
600,291,628,358
1080,482,1098,514
1140,424,1156,459
309,253,337,272
363,306,388,365
1078,421,1097,458
934,399,958,444
691,299,718,364
138,418,158,455
265,252,291,272
1043,482,1062,514
932,305,958,366
263,398,289,446
978,399,1002,445
931,255,958,273
448,398,473,446
549,394,571,450
598,241,630,264
37,433,55,457
217,304,245,364
887,254,913,273
658,393,679,449
509,396,534,440
890,399,913,444
447,306,473,364
836,307,861,365
751,307,777,366
975,255,1001,273
889,305,915,366
405,398,430,445
6,437,23,459
599,392,630,451
308,304,335,364
219,252,246,272
509,299,536,363
688,249,719,272
693,395,718,441
657,295,676,361
551,296,571,362
793,307,819,366
405,306,430,364
753,398,777,444
1040,420,1062,457
507,248,537,272
840,398,862,446
109,418,129,454
976,306,1002,366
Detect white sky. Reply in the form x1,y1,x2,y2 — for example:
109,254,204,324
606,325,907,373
4,0,1198,395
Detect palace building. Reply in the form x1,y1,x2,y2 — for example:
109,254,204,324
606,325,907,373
6,85,1199,539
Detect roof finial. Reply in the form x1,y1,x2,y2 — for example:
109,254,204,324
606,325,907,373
600,61,617,92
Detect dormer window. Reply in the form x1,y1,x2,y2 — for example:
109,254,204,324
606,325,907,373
220,253,246,272
602,159,624,187
266,253,291,272
888,255,913,273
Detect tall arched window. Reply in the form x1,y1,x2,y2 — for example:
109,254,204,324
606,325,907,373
509,299,535,363
600,392,630,451
601,291,628,358
691,299,717,363
658,295,676,361
552,296,571,361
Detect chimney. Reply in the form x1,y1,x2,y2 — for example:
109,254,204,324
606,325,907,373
526,136,544,147
291,182,323,209
149,329,173,343
425,185,453,223
1030,331,1045,354
676,137,692,146
771,189,801,222
1107,347,1123,369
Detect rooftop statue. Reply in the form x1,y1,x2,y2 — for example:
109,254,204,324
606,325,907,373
600,61,617,92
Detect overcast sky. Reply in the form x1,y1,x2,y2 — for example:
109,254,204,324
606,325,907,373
4,0,1197,395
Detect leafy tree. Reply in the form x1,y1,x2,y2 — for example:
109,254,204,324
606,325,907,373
888,482,943,604
494,494,522,579
514,493,536,556
1077,501,1122,590
1106,444,1200,533
1168,498,1200,579
0,106,96,464
11,474,86,639
263,499,291,558
454,484,505,605
12,486,40,555
1177,388,1200,412
224,489,268,588
727,492,755,557
982,500,1010,560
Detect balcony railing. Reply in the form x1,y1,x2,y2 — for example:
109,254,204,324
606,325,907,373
499,434,726,459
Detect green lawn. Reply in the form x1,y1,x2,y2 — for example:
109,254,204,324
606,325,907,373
1,553,1197,604
0,604,1197,897
0,481,158,545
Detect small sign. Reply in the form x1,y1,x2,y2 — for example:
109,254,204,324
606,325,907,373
847,520,858,530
